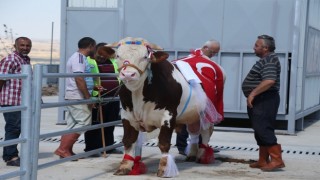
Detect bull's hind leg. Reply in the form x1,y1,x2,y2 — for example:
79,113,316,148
157,121,178,177
185,134,200,162
185,122,200,162
114,120,139,175
196,126,214,164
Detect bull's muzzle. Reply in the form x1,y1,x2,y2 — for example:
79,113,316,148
120,71,138,82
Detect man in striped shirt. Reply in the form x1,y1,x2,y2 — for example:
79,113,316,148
242,35,285,171
0,37,32,166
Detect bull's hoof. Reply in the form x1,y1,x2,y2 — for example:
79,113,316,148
157,169,164,177
114,168,131,175
185,156,196,162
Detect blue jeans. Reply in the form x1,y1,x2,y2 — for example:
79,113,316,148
2,106,21,162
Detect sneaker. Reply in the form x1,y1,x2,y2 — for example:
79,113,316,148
6,157,20,167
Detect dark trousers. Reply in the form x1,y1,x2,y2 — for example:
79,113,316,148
176,124,202,151
247,91,280,146
176,125,189,152
2,107,21,162
84,101,120,152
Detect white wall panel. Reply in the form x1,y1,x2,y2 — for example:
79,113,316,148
222,0,295,51
124,0,171,48
65,10,119,60
221,53,241,111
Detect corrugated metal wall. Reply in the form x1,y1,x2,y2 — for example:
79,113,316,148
60,0,320,133
304,0,320,111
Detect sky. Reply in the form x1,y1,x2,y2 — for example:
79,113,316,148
0,0,61,41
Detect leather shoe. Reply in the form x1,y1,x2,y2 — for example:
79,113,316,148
179,151,187,156
6,157,20,167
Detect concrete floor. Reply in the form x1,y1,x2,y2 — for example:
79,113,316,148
1,96,320,179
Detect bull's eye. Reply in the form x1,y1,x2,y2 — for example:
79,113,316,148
144,55,148,59
116,55,120,58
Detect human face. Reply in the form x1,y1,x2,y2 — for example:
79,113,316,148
15,38,32,56
87,44,96,57
204,45,220,58
95,54,108,64
253,39,267,58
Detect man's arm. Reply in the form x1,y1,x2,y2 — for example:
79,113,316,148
247,79,275,108
75,77,91,99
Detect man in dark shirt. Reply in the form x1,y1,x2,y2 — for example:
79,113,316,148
242,35,285,171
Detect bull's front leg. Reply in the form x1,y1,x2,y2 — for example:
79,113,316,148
114,119,139,175
157,120,179,177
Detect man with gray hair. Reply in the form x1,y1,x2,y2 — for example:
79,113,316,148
201,40,220,58
242,34,285,171
176,39,223,155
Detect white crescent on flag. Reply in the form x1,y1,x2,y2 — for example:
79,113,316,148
196,62,217,81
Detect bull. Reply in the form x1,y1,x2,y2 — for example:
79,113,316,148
103,37,225,177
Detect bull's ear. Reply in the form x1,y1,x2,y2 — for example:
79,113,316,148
97,46,116,59
150,51,169,63
147,43,163,50
105,42,118,48
104,47,116,57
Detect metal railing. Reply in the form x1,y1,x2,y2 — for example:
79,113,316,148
0,64,123,180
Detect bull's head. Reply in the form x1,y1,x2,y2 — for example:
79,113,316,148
107,37,169,91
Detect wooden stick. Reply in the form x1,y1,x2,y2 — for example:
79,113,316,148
98,91,107,158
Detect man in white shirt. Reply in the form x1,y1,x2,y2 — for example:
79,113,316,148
54,37,96,160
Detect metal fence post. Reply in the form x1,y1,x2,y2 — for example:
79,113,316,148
20,65,33,180
30,64,44,180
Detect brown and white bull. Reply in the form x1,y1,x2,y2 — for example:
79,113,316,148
105,37,225,177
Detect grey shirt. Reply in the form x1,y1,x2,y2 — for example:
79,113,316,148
242,53,281,97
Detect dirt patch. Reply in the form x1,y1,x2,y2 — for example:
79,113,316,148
42,85,58,96
215,157,255,164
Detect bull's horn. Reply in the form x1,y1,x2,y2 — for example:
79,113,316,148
105,42,119,48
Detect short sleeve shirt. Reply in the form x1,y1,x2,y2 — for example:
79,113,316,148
65,52,94,99
242,53,281,97
0,51,30,105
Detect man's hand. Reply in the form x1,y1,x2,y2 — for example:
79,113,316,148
247,79,275,108
94,85,105,92
247,94,255,108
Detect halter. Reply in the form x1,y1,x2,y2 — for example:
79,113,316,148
117,41,154,80
117,40,147,47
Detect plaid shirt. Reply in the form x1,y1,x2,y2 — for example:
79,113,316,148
0,51,31,105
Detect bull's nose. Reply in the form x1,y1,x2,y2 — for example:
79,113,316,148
121,71,136,77
120,71,137,81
